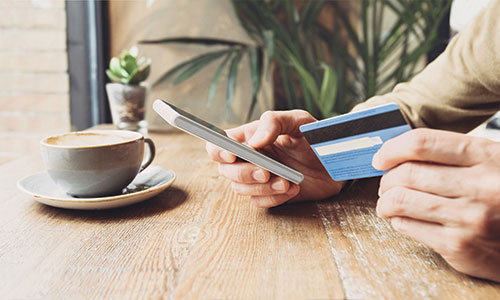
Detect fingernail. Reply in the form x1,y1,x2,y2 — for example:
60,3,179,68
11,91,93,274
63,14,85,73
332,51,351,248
253,170,266,182
372,152,381,169
271,181,285,191
378,187,382,196
220,151,233,162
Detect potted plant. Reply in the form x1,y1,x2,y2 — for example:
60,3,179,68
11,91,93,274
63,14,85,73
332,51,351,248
140,0,451,120
105,46,151,133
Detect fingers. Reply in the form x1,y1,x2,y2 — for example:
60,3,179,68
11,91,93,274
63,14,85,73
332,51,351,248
223,169,300,208
379,161,471,198
205,110,315,208
231,176,289,195
206,110,315,162
372,128,488,170
206,142,236,163
390,216,450,252
377,186,460,226
218,161,270,183
213,155,300,208
205,121,261,163
250,184,301,208
247,110,316,148
225,120,259,143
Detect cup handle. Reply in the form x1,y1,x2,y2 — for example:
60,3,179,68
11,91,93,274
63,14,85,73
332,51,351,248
139,138,155,172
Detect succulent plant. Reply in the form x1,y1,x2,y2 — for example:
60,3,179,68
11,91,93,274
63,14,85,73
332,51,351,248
106,46,151,85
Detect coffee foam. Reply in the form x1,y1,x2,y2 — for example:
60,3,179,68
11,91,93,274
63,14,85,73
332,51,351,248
46,132,130,147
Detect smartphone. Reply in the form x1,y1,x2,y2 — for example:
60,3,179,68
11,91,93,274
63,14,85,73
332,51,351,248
153,99,304,184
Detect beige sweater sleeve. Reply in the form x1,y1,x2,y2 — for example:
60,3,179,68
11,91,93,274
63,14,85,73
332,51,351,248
353,0,500,133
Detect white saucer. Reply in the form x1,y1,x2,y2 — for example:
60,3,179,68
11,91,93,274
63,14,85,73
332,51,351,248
17,165,176,210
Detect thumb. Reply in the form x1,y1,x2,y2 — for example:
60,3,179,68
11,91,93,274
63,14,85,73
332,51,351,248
248,110,316,148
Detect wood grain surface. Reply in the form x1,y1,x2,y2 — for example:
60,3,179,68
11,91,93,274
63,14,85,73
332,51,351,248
0,129,499,299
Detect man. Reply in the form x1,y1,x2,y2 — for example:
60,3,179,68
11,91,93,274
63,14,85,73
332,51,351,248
206,0,500,282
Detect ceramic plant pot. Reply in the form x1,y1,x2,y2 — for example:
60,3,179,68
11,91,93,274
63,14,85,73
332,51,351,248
106,82,150,134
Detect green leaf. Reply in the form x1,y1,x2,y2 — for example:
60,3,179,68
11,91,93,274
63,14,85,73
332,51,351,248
140,63,151,81
172,50,228,85
128,64,150,84
278,60,298,109
248,47,261,96
207,52,233,106
247,47,263,121
242,1,297,56
300,0,326,29
109,57,127,78
139,37,249,47
331,1,364,59
106,69,121,83
225,50,244,118
120,54,138,77
129,45,139,57
263,30,274,66
286,48,319,100
318,63,337,115
153,49,231,87
143,0,452,118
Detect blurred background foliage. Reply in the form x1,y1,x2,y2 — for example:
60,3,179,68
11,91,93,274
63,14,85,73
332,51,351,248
141,0,452,120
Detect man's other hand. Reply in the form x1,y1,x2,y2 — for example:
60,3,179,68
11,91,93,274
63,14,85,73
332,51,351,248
374,128,500,282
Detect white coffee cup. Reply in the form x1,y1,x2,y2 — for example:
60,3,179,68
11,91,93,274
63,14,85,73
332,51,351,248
40,130,155,197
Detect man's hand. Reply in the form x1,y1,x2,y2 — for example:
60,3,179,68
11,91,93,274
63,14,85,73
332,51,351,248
206,110,344,208
373,128,500,282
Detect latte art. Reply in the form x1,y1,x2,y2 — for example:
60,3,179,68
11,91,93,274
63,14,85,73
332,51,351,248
46,133,130,147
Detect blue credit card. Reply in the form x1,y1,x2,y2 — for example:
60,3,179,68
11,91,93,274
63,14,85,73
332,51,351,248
299,103,411,181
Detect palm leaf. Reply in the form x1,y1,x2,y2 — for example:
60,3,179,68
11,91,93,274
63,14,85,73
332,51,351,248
301,0,326,29
144,0,452,119
263,30,274,66
207,52,233,106
225,50,244,118
285,47,319,101
247,47,263,121
153,49,231,87
172,51,229,85
277,60,298,109
331,1,364,60
318,63,337,116
139,37,248,47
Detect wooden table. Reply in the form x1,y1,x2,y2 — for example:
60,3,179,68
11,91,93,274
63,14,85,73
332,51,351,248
1,129,499,299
